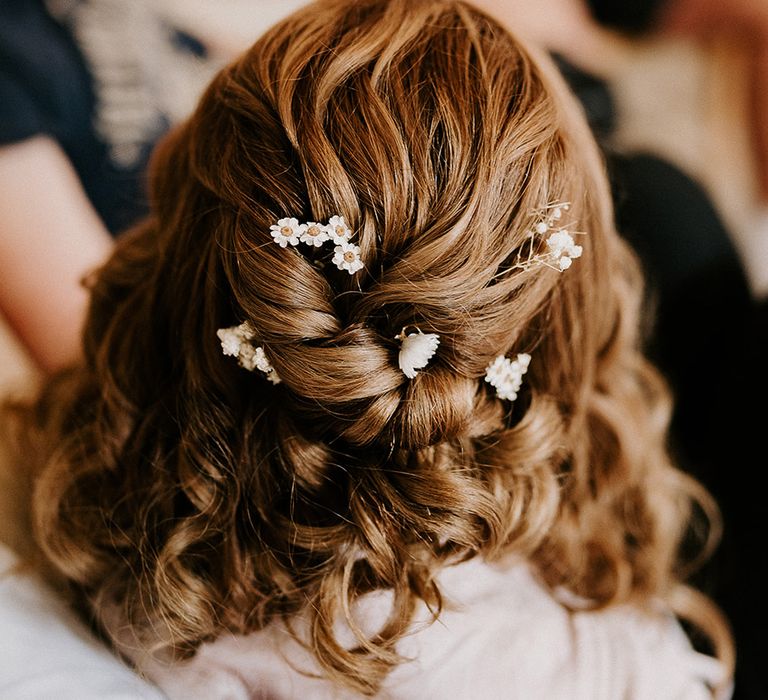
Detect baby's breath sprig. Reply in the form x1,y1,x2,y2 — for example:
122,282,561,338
216,322,281,384
485,353,531,402
512,202,584,273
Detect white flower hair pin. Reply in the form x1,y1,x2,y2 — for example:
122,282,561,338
395,327,440,379
269,214,364,275
485,353,531,402
513,202,584,272
216,321,281,384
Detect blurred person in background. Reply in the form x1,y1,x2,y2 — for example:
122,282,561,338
474,1,766,697
0,0,295,372
0,0,219,371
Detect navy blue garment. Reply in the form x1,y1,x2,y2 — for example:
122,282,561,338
0,0,206,234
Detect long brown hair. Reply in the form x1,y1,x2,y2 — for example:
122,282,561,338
19,0,731,694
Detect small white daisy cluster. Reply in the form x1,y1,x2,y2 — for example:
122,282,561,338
216,321,281,384
514,202,584,272
269,215,364,275
484,353,531,402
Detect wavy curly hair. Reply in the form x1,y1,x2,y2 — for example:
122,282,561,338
18,0,731,694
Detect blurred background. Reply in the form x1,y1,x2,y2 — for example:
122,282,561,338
1,1,766,698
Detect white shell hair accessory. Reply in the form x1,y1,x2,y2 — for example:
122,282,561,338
485,353,531,402
217,322,281,384
395,328,440,379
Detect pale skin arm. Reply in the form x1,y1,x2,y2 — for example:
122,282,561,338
0,136,114,372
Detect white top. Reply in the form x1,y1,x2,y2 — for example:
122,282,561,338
0,545,164,700
131,556,728,700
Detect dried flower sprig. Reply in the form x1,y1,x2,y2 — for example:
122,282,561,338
512,202,584,272
485,353,531,402
216,322,281,384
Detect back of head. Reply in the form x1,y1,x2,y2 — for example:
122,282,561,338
24,0,727,693
145,0,615,453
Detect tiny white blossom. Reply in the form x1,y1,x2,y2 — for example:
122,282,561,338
238,345,281,382
217,328,243,357
546,229,582,271
332,241,364,274
253,347,281,384
327,215,353,244
238,343,259,371
485,353,531,402
535,221,549,235
270,217,302,247
299,221,330,247
546,229,577,256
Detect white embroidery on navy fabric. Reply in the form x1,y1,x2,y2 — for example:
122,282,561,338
46,0,219,168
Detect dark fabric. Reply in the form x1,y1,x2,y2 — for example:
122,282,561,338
587,0,666,33
0,0,193,233
554,55,615,140
0,0,90,145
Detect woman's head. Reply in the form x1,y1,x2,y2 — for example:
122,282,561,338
124,0,615,450
25,0,725,694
